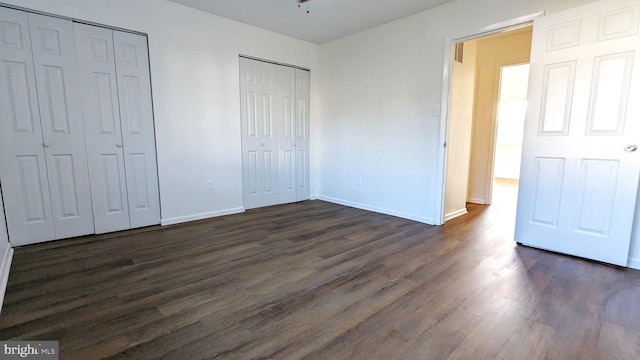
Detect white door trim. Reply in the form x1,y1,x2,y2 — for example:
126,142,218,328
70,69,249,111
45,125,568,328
434,11,545,225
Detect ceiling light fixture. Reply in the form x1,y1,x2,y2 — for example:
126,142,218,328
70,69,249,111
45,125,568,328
297,0,310,14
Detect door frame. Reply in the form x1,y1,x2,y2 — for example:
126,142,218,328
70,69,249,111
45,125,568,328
434,11,544,225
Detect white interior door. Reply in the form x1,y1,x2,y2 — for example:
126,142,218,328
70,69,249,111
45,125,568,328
295,68,311,201
113,30,161,228
240,58,311,209
0,8,55,245
74,23,130,234
273,66,311,204
515,0,640,265
29,13,94,240
277,65,298,204
240,57,280,209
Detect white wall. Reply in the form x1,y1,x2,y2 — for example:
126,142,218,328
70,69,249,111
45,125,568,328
444,40,476,221
1,0,319,224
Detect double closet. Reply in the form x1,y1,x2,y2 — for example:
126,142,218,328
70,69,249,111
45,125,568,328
239,57,310,209
0,7,160,246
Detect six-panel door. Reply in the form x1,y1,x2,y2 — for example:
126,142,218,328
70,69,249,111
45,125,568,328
240,57,311,209
29,13,95,241
74,23,131,234
240,58,280,209
278,65,297,204
515,0,640,266
113,31,161,228
0,8,55,244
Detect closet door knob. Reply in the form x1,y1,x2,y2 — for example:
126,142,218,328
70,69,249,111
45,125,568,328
43,142,51,148
260,143,265,147
116,143,123,148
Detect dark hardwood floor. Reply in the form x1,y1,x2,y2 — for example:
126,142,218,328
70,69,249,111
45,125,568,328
1,182,639,359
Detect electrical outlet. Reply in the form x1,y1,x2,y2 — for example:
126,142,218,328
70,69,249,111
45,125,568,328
205,180,214,191
356,176,362,185
431,104,441,116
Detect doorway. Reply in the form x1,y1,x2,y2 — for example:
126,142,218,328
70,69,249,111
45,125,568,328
492,63,530,209
442,26,533,222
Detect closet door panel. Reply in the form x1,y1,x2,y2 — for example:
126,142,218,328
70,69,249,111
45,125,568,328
74,23,130,234
295,69,310,201
240,58,311,209
113,31,160,228
277,65,297,204
28,13,94,239
0,8,55,245
240,58,280,209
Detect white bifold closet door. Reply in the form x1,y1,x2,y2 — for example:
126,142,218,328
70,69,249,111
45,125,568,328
112,31,161,229
74,24,160,234
0,7,160,244
74,24,130,234
241,59,280,209
294,68,310,202
278,65,297,204
240,57,310,209
0,9,94,245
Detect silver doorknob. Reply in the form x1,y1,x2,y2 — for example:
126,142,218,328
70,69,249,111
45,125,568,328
116,143,123,148
43,142,51,147
624,144,638,152
260,143,265,147
292,143,297,147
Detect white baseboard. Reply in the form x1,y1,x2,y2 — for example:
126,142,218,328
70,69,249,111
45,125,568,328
0,245,14,315
444,208,468,221
628,257,640,270
317,196,435,225
467,197,486,205
161,207,245,226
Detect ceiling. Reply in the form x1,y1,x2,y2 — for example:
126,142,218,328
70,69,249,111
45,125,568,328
167,0,455,44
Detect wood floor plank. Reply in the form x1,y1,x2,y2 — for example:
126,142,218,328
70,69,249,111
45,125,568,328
1,182,639,359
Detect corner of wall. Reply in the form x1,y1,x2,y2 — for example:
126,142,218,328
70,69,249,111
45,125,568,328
318,195,436,225
161,207,245,226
